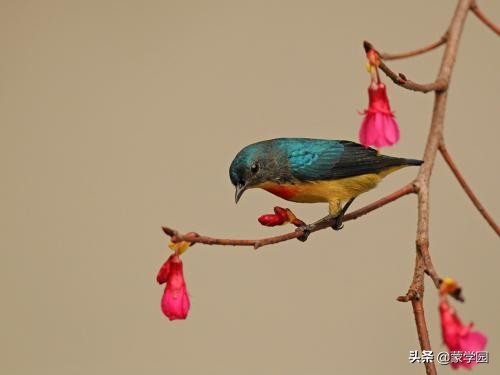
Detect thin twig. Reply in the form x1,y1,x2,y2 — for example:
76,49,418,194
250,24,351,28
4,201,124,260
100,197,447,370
419,241,441,289
471,1,500,35
379,61,448,93
163,184,416,249
380,33,448,60
363,41,448,93
411,299,434,371
439,143,500,235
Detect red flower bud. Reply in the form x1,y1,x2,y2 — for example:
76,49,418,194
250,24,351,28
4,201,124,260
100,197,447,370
273,206,289,220
258,207,305,227
258,214,286,226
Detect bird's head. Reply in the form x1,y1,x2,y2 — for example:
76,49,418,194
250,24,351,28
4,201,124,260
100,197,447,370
229,141,283,203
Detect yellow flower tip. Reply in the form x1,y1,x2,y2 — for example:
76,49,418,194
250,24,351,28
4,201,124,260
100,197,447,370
365,61,373,73
285,208,297,222
285,208,306,227
168,240,191,255
442,277,455,286
440,277,460,295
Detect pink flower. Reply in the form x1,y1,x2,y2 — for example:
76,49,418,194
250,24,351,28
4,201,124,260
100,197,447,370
439,298,487,369
157,253,190,320
359,81,400,148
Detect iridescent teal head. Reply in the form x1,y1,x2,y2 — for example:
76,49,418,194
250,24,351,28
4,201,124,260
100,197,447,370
229,139,290,203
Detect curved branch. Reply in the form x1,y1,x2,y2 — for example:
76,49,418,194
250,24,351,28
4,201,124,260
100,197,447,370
439,143,500,236
162,183,416,249
379,33,448,60
471,1,500,35
363,41,448,93
379,61,448,93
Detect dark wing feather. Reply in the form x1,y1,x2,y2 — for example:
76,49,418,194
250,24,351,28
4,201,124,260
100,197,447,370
285,139,411,181
326,141,410,179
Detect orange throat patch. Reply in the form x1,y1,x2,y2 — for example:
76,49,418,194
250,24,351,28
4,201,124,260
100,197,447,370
261,183,297,200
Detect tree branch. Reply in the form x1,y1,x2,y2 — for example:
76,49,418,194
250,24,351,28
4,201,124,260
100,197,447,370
439,143,500,235
379,32,448,60
163,183,416,249
392,1,473,374
471,1,500,35
363,41,448,93
381,61,448,93
411,299,434,372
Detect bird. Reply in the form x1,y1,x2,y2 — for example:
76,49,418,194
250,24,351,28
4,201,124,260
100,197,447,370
229,138,422,239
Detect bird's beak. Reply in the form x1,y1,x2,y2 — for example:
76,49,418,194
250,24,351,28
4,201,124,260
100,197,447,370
235,183,247,204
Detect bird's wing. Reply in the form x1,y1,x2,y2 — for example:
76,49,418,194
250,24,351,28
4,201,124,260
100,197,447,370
283,139,404,181
280,139,343,180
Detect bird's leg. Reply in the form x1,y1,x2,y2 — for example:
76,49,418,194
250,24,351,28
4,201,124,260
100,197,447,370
295,198,356,242
331,197,356,231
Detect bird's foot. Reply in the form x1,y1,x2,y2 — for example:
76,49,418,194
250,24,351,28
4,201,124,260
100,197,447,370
329,197,355,231
296,209,349,241
331,216,344,231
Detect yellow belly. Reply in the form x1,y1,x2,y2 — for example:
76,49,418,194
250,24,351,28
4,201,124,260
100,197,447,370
262,174,382,203
257,166,403,205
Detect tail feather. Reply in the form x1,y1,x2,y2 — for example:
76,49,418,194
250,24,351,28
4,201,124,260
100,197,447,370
403,158,423,166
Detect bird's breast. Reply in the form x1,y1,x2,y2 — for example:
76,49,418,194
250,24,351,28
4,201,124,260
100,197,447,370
259,182,298,200
257,181,330,203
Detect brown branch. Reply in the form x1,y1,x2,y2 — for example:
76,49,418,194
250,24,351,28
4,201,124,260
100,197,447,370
471,1,500,35
379,33,448,60
390,1,474,374
163,183,416,249
439,143,500,235
363,41,448,93
419,242,441,290
411,299,434,372
380,61,448,93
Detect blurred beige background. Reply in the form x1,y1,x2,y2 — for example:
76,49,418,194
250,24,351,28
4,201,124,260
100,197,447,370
1,1,498,374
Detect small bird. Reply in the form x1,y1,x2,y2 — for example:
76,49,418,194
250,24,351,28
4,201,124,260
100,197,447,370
229,138,422,238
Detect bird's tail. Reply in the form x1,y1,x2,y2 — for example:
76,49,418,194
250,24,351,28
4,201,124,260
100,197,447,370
402,158,424,166
377,157,423,178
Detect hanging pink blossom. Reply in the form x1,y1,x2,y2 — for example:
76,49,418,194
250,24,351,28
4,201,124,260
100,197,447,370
439,298,487,369
359,81,400,148
157,253,190,320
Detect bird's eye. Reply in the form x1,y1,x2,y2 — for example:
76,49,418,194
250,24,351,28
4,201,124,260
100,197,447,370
250,161,259,174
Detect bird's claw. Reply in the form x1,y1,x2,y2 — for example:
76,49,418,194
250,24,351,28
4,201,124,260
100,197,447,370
331,217,344,231
296,225,311,242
